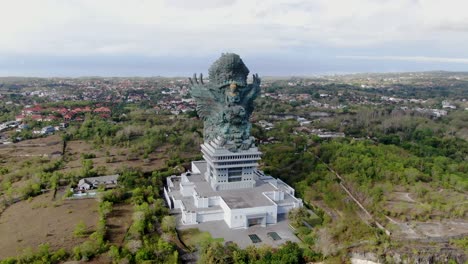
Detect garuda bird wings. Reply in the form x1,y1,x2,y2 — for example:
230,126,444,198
189,73,224,120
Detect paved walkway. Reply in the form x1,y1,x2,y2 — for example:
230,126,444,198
177,217,300,248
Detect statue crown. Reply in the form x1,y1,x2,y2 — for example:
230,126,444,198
208,53,249,86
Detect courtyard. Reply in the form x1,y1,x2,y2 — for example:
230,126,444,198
176,214,300,248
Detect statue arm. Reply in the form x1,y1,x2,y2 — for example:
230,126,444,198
242,73,261,115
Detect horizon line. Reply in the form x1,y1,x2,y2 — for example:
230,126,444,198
1,70,467,79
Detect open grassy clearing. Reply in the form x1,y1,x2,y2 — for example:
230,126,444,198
61,140,168,174
383,188,468,240
0,191,98,259
0,134,63,158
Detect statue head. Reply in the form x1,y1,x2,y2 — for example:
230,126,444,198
208,53,249,87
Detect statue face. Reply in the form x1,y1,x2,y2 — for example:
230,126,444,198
229,82,237,92
226,87,240,104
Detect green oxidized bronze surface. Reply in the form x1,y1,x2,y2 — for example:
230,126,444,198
189,53,261,152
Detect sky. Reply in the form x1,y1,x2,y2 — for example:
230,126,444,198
1,0,468,77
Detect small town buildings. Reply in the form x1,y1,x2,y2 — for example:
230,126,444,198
442,100,457,109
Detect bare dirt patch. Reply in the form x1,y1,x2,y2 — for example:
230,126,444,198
62,140,166,174
390,192,417,203
415,220,468,238
0,191,99,259
106,203,133,246
383,187,468,241
0,135,63,158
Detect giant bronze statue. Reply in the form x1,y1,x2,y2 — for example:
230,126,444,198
189,53,261,152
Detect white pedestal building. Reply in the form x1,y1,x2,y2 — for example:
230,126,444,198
164,138,303,229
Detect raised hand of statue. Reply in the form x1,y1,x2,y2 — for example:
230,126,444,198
252,73,261,87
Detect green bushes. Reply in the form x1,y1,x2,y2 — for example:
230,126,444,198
101,188,128,203
161,215,176,233
20,181,41,199
0,167,9,175
72,194,112,261
81,153,96,159
288,207,320,228
73,241,99,261
73,221,88,238
0,244,68,264
198,240,320,264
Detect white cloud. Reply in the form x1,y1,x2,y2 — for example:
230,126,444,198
0,0,468,56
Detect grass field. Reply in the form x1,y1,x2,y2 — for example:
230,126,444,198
0,191,99,259
62,140,166,174
0,134,63,158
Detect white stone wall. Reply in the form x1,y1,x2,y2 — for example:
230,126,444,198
209,196,221,206
219,198,232,227
277,204,296,214
173,199,183,209
180,201,197,225
180,182,195,197
163,187,172,209
194,194,209,208
216,180,255,191
229,205,278,229
191,162,202,173
197,210,224,222
264,190,285,201
182,210,197,225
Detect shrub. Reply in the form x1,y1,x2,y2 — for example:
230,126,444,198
161,215,176,233
81,153,97,159
73,221,87,237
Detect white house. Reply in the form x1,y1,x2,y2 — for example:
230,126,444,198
41,126,55,135
78,175,119,191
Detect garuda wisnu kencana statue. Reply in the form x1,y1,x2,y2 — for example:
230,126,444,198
189,53,261,152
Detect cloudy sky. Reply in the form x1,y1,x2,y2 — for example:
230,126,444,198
1,0,468,76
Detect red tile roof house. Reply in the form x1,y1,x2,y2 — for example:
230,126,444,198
22,105,43,115
56,108,69,115
72,108,83,114
63,113,75,121
43,115,60,122
15,115,26,122
93,107,111,113
30,115,44,122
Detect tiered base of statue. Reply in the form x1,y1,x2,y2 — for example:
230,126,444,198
164,140,303,229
